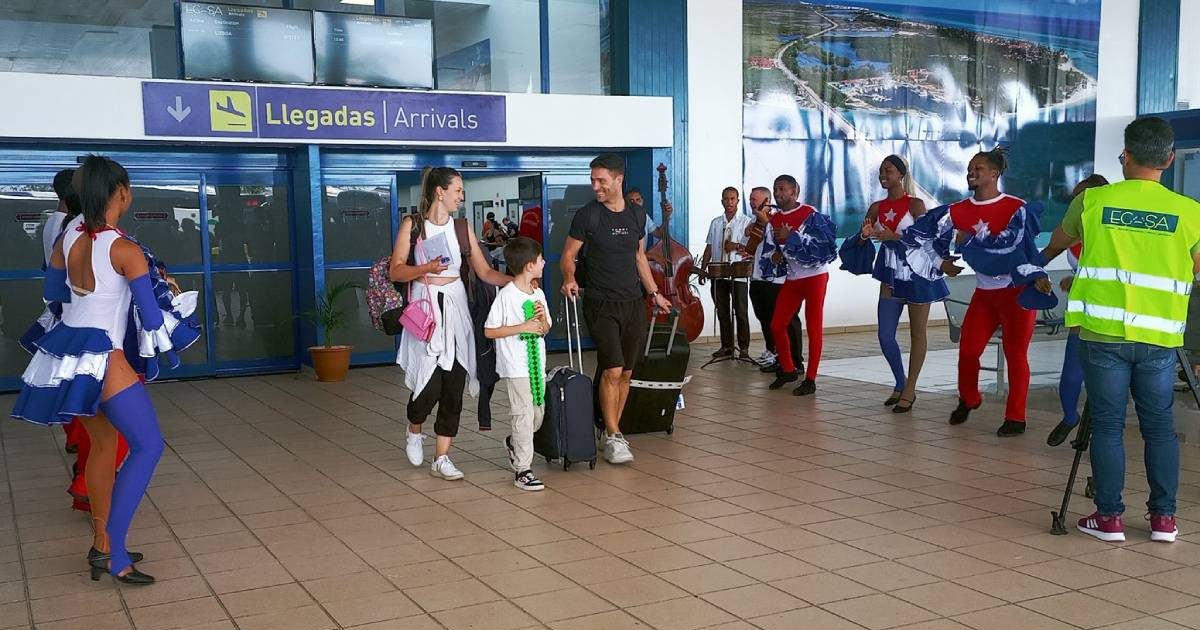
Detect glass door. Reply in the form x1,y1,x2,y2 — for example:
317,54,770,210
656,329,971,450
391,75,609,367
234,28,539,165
115,172,209,377
0,170,72,389
543,173,595,351
321,175,399,364
204,170,297,373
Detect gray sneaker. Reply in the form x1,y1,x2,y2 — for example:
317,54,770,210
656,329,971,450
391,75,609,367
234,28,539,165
431,455,465,480
604,433,634,464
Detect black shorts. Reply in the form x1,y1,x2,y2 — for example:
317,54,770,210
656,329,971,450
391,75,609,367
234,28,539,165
583,297,647,371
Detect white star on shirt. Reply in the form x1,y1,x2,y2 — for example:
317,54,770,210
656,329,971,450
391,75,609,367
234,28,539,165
972,218,991,239
883,209,896,223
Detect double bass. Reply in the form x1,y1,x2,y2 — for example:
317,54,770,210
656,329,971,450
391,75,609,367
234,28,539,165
645,163,704,341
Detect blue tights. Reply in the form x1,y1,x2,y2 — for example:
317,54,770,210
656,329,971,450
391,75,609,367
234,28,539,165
1059,332,1084,427
100,383,163,575
878,297,906,393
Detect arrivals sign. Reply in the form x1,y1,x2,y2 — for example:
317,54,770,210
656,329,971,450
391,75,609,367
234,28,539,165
141,81,506,142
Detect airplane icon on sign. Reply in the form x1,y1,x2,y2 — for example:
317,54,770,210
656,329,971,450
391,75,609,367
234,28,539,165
215,95,247,118
208,90,254,133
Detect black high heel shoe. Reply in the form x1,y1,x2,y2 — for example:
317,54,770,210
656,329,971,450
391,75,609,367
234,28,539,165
892,394,916,413
88,555,155,584
884,391,902,406
87,547,146,581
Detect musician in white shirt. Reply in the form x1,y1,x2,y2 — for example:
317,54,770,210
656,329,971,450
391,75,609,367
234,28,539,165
701,187,754,358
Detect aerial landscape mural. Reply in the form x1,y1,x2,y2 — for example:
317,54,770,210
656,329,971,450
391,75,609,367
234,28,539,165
743,0,1101,235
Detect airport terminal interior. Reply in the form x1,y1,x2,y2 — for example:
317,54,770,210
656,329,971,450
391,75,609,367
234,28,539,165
5,0,1200,629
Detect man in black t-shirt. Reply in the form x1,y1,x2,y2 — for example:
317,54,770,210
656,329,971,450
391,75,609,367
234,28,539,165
562,154,671,465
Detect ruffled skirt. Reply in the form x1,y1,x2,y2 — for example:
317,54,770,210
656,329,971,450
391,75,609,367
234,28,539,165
873,242,949,305
12,324,112,425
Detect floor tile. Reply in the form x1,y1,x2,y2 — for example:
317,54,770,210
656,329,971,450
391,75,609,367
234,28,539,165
821,593,939,630
626,596,737,630
699,583,806,618
658,563,756,595
513,586,614,623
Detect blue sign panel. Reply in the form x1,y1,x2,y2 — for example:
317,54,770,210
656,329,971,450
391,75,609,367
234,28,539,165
142,81,507,142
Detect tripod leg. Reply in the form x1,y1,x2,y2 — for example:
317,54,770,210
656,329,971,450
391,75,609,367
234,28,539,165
1177,348,1200,408
1051,403,1092,535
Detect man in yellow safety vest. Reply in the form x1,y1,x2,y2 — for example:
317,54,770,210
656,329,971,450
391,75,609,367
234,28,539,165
1040,117,1200,544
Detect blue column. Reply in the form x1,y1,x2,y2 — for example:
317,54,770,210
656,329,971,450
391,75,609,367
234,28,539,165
610,0,689,242
1138,0,1181,115
294,145,326,359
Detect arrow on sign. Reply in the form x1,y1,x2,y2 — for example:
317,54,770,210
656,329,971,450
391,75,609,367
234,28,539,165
167,96,191,122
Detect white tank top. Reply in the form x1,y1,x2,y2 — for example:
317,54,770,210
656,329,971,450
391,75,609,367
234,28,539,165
419,218,463,279
60,223,131,349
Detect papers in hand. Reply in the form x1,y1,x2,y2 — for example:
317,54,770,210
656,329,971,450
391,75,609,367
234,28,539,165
418,232,454,268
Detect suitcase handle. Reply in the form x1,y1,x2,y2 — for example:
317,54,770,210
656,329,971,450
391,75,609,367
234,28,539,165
564,295,585,373
644,307,681,358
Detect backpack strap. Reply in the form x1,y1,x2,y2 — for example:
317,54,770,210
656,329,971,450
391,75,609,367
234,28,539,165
454,217,477,297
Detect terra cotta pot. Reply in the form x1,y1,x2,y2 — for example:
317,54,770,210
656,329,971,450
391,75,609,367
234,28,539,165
309,345,352,382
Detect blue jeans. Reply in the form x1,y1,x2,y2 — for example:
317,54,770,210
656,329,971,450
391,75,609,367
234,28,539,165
1080,340,1179,516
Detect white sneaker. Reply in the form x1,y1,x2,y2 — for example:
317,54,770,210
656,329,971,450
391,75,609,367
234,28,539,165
755,350,776,367
431,455,465,480
604,433,634,465
405,432,425,467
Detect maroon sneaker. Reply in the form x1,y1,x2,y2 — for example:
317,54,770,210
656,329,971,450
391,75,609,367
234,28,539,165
1149,514,1178,543
1078,512,1125,542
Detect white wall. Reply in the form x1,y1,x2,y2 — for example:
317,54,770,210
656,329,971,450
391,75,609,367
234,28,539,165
1179,0,1200,110
1093,0,1141,182
687,0,747,337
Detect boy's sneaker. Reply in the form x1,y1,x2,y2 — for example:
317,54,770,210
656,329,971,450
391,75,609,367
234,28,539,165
604,433,634,464
1149,514,1178,543
1078,512,1125,542
754,350,776,367
505,436,517,472
431,455,465,480
515,470,544,492
405,432,425,467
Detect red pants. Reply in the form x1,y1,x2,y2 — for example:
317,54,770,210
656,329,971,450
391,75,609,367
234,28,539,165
958,286,1036,421
771,273,828,380
66,418,131,509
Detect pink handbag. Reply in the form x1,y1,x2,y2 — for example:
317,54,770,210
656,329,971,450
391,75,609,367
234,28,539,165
399,239,436,343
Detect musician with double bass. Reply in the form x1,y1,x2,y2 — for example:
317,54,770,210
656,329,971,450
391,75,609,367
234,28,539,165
561,154,671,466
701,187,754,359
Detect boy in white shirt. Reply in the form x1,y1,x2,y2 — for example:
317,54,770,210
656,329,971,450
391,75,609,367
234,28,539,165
485,237,551,491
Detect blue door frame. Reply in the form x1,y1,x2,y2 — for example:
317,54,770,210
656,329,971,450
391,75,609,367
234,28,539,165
0,145,664,391
0,145,298,392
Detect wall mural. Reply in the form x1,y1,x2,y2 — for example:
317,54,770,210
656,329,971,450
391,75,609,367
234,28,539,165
743,0,1102,236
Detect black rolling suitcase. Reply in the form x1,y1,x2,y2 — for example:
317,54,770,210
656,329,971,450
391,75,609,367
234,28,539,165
618,311,691,435
534,297,598,470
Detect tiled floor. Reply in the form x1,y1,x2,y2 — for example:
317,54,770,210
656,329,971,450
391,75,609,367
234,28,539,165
4,331,1200,630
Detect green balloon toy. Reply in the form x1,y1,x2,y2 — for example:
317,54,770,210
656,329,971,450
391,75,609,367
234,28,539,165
521,299,545,406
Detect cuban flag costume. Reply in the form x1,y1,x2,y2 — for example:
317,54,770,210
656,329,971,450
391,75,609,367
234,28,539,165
763,205,837,381
11,217,200,576
900,193,1044,424
17,218,197,510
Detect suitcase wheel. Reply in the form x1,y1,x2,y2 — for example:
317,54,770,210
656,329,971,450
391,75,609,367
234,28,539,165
589,459,596,470
666,425,674,435
563,460,572,471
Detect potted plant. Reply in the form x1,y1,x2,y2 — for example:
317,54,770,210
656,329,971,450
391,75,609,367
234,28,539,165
301,280,359,382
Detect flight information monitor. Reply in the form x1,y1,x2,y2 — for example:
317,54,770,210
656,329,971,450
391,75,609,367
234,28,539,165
313,11,434,89
179,2,314,84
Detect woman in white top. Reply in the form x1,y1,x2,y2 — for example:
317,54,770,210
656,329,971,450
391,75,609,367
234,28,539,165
390,167,511,480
